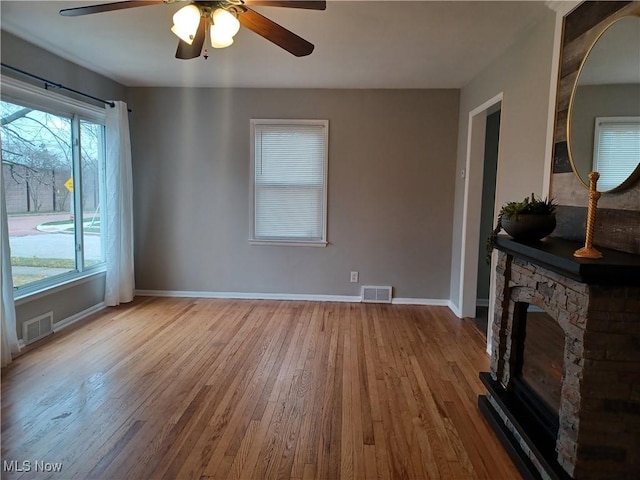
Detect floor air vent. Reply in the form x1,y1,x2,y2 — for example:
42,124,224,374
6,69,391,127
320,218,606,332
361,286,393,303
22,312,53,345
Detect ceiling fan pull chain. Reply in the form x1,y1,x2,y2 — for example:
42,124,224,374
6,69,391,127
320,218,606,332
203,16,210,60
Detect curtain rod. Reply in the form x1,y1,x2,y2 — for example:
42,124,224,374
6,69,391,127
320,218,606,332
1,63,130,111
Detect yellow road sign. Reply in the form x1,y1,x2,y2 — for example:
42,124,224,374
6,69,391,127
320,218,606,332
64,177,74,193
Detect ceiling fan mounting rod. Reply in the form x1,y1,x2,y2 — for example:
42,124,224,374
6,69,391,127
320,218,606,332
195,5,244,24
193,1,245,15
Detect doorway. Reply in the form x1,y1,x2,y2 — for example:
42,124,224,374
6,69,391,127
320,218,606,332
458,93,502,347
473,106,501,337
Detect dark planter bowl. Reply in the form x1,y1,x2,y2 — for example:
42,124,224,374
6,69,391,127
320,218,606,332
501,214,556,241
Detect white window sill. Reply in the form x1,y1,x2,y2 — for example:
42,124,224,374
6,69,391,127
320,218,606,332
14,268,106,306
249,240,328,247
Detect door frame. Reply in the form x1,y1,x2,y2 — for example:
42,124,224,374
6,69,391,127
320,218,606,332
458,93,503,346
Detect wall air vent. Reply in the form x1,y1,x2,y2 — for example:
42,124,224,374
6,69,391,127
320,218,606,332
361,286,393,304
22,311,53,345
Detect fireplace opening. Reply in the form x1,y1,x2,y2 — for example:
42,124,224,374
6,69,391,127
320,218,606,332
511,302,565,444
520,306,564,413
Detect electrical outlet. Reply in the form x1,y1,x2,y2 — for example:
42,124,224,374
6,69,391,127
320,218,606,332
350,271,359,283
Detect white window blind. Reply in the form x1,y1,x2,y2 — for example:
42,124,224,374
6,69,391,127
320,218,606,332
251,120,328,245
593,117,640,191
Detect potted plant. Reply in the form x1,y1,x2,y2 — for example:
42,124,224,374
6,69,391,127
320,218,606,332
486,193,557,263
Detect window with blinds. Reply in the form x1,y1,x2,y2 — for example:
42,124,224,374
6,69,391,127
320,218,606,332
593,117,640,191
250,119,329,245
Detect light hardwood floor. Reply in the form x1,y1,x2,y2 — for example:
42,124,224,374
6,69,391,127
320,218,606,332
1,298,520,479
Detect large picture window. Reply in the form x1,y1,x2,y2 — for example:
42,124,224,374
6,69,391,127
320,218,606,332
250,119,328,246
1,80,106,295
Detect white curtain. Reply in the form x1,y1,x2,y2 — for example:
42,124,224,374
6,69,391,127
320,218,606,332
104,101,135,306
1,157,20,367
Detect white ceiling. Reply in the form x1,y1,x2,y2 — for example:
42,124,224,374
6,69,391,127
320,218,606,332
0,1,551,89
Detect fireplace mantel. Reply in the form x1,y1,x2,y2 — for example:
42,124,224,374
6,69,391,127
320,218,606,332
495,236,640,285
481,237,640,480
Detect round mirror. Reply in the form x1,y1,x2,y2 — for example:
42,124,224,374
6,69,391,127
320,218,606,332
567,15,640,193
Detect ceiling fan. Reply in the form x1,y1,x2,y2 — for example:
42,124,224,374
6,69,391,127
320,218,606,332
59,0,325,60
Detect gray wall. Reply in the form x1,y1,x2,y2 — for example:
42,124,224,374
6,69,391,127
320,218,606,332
449,9,556,312
1,31,127,340
1,31,127,109
129,88,459,299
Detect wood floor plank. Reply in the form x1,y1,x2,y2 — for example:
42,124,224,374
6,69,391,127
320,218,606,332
1,298,521,480
233,400,279,480
183,309,284,478
290,308,328,477
372,421,391,480
339,311,354,480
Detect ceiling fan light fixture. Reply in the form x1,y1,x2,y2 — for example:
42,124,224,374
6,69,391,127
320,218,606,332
212,8,240,38
171,4,201,45
210,25,234,48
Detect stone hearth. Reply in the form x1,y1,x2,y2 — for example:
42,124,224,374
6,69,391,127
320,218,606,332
479,236,640,480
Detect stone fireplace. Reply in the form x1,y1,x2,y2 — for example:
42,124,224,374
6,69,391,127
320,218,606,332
479,236,640,480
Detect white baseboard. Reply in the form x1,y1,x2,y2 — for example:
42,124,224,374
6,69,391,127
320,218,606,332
392,298,450,306
136,290,453,309
53,302,106,332
136,289,360,303
447,300,462,318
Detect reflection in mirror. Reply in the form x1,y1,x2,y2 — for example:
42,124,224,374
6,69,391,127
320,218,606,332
568,15,640,193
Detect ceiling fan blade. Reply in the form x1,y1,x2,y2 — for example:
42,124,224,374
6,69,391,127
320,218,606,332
239,8,314,57
175,16,206,59
243,1,326,10
59,1,163,17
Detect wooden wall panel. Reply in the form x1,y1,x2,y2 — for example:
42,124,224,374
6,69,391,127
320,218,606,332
550,1,640,254
554,205,640,254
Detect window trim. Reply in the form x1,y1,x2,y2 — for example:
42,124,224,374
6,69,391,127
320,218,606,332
1,75,107,298
249,119,329,247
